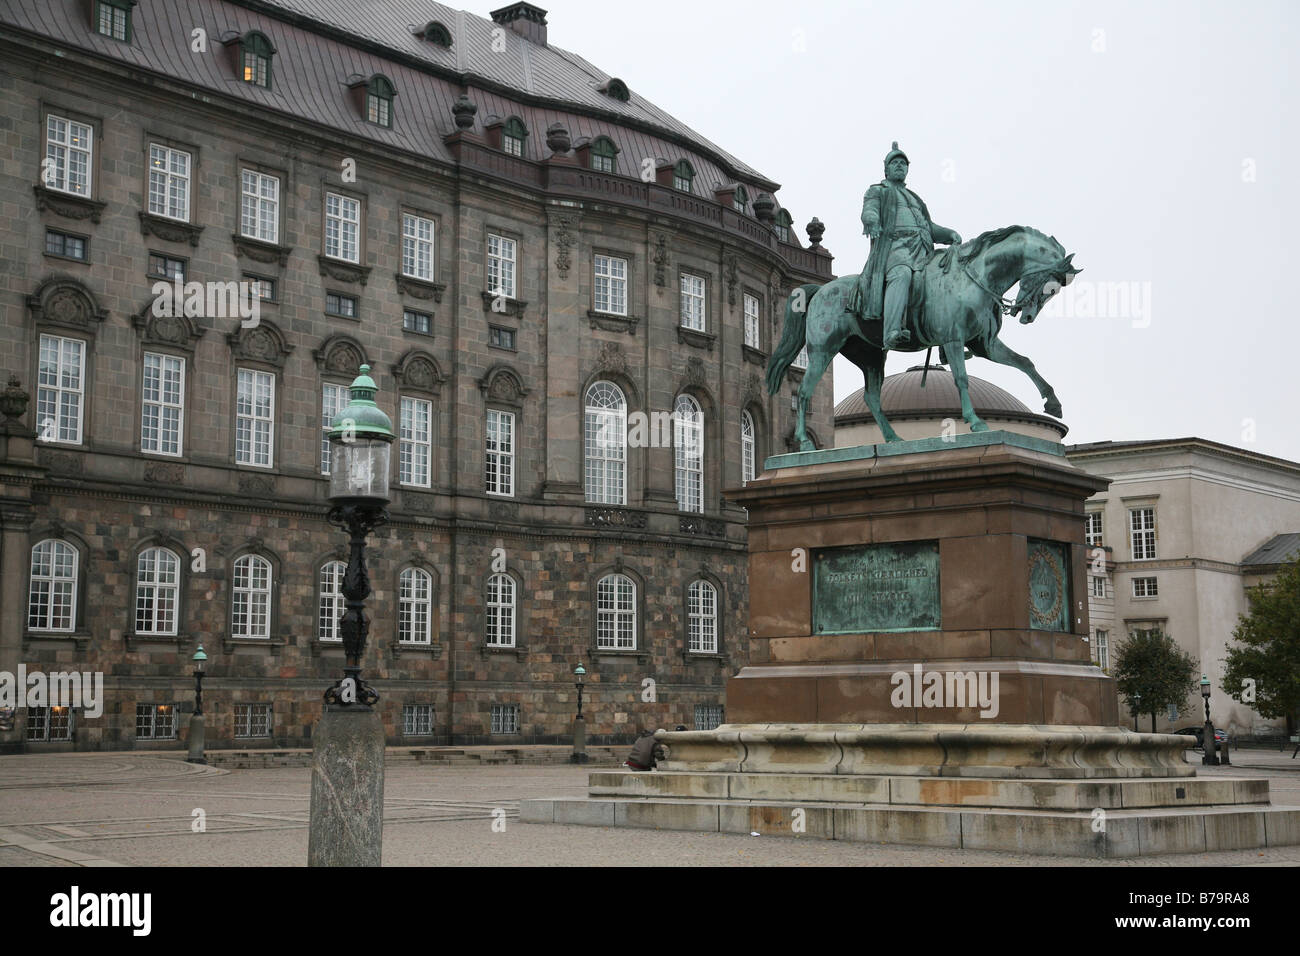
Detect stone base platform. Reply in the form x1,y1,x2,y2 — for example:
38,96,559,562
519,770,1300,858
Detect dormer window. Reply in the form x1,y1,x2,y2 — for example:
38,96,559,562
590,136,617,173
733,184,749,215
95,0,133,42
502,117,527,157
422,21,452,47
599,78,631,102
673,160,695,194
240,31,274,88
366,75,395,127
775,209,793,242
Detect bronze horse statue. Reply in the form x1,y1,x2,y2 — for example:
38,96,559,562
768,226,1081,449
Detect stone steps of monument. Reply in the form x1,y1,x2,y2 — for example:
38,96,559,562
520,795,1300,858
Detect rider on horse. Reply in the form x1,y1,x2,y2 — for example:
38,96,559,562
858,143,963,350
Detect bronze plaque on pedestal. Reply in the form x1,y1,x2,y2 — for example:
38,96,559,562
813,541,941,634
1027,538,1071,632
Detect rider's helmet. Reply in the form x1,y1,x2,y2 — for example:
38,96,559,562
884,141,909,170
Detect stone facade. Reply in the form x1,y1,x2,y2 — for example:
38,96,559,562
0,2,834,750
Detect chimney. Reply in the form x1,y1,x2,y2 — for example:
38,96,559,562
490,3,548,46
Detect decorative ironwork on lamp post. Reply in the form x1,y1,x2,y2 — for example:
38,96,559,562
324,365,394,709
570,662,588,764
1201,674,1219,766
192,645,207,716
186,644,208,764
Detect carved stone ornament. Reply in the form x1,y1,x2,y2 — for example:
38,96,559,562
725,255,738,307
653,234,668,287
144,462,185,484
139,211,203,247
594,340,629,378
393,351,445,394
588,311,638,335
396,274,445,302
27,278,108,332
685,356,706,388
677,327,715,352
132,309,205,353
44,451,83,475
553,215,576,279
743,373,763,408
226,321,292,367
679,516,725,537
317,255,372,286
585,508,647,529
478,366,529,407
232,234,292,267
238,473,275,496
480,291,527,319
33,185,106,223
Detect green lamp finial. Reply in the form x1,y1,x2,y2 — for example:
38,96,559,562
329,363,395,442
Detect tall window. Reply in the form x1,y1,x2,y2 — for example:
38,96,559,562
318,561,345,642
240,32,273,88
775,209,792,243
501,118,527,156
743,293,761,348
96,1,132,41
44,114,93,196
590,136,617,173
398,568,432,643
486,573,516,647
28,540,77,632
136,704,175,740
1089,575,1106,598
324,193,360,263
584,381,626,504
1092,629,1109,670
240,169,279,244
402,213,435,280
1085,512,1103,548
399,397,433,487
674,394,703,513
1129,507,1156,560
37,335,85,444
235,369,275,467
487,234,516,298
485,409,515,497
733,184,748,214
135,547,180,635
594,254,627,315
673,160,694,193
321,382,348,474
367,76,394,127
141,352,184,456
688,579,718,652
231,555,272,638
148,144,190,221
680,273,706,331
596,573,636,650
741,410,756,484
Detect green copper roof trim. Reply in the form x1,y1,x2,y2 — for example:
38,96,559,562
763,430,1065,471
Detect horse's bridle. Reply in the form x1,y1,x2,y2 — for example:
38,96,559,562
963,264,1018,315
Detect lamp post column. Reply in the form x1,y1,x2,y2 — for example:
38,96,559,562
570,663,588,764
186,645,207,764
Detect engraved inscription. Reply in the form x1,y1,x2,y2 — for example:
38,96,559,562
813,541,941,634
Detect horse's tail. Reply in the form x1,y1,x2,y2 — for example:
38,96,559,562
767,283,821,395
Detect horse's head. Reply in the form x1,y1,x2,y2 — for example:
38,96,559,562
1013,251,1081,324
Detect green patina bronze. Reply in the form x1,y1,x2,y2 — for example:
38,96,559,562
813,541,941,634
1027,538,1071,632
761,428,1066,472
768,142,1082,451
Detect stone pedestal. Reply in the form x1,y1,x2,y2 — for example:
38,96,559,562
308,705,385,867
185,714,206,764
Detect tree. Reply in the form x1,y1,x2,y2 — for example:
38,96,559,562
1111,629,1200,732
1223,555,1300,736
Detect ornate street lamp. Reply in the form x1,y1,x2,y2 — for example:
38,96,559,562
1201,675,1219,766
186,644,208,764
570,662,588,764
324,365,394,708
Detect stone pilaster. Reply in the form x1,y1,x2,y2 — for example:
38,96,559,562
543,207,584,501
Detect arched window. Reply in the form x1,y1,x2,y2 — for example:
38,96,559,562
135,547,180,635
674,394,703,513
422,21,452,47
673,160,694,193
318,560,345,642
367,75,394,128
240,31,274,88
687,580,718,653
585,381,626,505
398,567,432,643
486,573,516,647
733,184,749,214
596,573,636,650
741,410,756,484
590,136,617,173
502,117,527,157
775,209,793,242
28,539,77,632
231,554,272,638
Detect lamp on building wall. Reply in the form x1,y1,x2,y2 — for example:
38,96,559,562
570,662,588,764
324,365,394,708
186,644,207,764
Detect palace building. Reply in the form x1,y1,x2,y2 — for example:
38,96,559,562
0,0,835,751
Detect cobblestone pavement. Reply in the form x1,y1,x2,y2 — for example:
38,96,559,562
1,750,1297,866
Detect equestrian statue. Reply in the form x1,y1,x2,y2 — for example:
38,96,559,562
768,142,1081,450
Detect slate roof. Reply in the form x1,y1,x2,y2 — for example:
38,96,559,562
0,0,780,197
1241,533,1300,567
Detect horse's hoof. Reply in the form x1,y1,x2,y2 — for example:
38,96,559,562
884,434,903,443
799,440,816,452
969,420,989,433
1045,400,1063,417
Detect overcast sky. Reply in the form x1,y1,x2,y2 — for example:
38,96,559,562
539,0,1298,461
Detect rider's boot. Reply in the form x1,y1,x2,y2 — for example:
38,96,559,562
882,275,911,350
